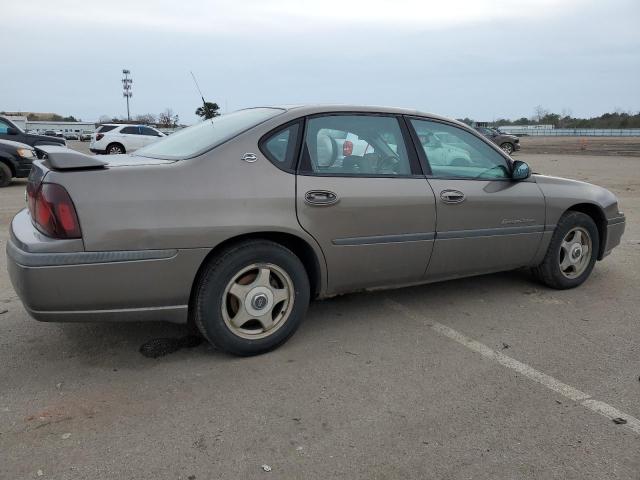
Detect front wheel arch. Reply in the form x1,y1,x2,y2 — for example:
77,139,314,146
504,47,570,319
565,203,607,259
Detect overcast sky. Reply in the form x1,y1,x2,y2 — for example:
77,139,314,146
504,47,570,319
2,0,639,124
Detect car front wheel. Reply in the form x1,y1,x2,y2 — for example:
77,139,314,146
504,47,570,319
193,240,310,356
500,142,514,154
0,162,12,187
533,211,599,289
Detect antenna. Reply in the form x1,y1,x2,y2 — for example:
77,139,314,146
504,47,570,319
190,71,207,106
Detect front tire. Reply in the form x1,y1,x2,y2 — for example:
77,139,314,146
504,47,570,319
193,240,310,356
532,211,599,289
500,142,514,155
0,163,12,187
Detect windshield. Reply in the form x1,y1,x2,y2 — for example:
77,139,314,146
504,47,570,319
134,107,285,160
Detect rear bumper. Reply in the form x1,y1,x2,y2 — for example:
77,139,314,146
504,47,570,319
6,209,209,323
602,214,625,258
513,142,521,151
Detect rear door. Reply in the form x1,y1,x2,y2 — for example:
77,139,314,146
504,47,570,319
408,118,546,281
119,126,143,151
294,113,436,294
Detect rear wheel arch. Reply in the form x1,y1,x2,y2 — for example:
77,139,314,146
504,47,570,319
565,203,607,259
188,232,323,317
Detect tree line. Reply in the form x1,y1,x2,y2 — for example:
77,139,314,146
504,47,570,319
458,106,640,129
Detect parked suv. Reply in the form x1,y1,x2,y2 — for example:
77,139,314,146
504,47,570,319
90,124,165,154
0,116,66,155
474,126,520,154
0,139,37,187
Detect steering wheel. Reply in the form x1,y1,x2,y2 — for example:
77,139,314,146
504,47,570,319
376,155,401,174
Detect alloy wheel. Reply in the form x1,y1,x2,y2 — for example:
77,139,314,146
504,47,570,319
221,263,294,340
559,227,592,279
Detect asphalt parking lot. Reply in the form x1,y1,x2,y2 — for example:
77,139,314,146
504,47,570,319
1,145,639,479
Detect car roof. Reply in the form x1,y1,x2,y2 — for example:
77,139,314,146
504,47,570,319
262,104,468,128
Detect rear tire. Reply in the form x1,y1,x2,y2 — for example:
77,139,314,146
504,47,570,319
193,240,310,356
0,162,12,188
532,211,599,289
106,143,125,154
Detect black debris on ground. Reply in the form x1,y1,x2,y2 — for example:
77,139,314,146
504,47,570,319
502,342,510,349
612,417,628,425
139,335,203,358
0,309,7,315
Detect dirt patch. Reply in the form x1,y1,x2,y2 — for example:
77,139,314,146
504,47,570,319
518,136,640,156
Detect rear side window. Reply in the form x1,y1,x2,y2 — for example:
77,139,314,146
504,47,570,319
120,126,140,135
260,123,300,171
300,115,414,176
97,125,118,133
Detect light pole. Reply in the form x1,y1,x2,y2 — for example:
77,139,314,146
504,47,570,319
122,69,133,121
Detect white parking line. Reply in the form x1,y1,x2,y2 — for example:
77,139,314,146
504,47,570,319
385,298,640,435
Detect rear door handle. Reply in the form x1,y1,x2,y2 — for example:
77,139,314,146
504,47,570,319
440,189,465,204
305,190,339,206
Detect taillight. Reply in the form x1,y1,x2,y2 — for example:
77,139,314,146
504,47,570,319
96,133,104,141
28,183,82,239
343,140,353,156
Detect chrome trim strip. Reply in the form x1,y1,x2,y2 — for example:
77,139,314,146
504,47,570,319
333,232,436,246
607,216,626,226
7,241,178,267
437,224,546,240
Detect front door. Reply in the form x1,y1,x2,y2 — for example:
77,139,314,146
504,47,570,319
408,118,546,281
295,114,436,294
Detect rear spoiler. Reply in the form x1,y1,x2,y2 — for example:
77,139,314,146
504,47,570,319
35,145,108,170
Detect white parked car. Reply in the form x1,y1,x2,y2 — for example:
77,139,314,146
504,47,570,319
90,124,165,154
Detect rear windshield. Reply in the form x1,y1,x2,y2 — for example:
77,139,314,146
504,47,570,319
134,108,285,160
97,125,118,133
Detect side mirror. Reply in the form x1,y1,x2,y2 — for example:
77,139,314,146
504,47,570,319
512,160,531,180
7,127,19,135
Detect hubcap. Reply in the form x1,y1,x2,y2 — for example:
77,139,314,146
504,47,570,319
221,263,294,340
501,144,513,154
559,227,592,279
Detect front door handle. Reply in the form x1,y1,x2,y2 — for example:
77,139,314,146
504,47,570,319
440,189,465,204
305,190,339,206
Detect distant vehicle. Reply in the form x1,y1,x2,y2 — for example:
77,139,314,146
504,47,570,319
63,132,80,140
79,131,92,142
90,124,165,154
0,139,37,187
6,105,625,356
0,116,66,155
474,126,520,155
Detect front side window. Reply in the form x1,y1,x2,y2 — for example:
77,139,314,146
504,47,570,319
0,120,10,134
300,115,412,176
136,108,285,160
411,119,510,179
140,126,160,136
120,126,139,135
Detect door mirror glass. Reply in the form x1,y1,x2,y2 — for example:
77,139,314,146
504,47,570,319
512,160,531,180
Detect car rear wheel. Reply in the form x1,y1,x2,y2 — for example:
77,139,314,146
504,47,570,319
106,143,125,155
532,211,599,289
193,240,310,356
0,162,12,187
500,142,514,155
